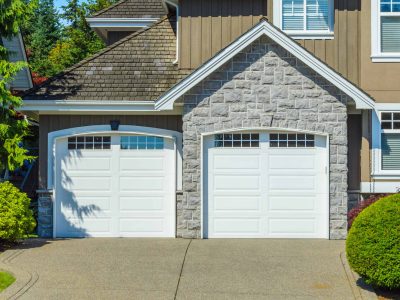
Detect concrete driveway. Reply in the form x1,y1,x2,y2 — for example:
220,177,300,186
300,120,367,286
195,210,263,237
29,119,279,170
0,239,374,299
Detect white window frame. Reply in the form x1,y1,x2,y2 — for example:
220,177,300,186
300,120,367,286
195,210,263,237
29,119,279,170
372,106,400,178
273,0,334,39
371,0,400,62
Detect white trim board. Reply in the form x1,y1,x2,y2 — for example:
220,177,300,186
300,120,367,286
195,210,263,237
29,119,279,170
361,181,400,193
155,19,375,110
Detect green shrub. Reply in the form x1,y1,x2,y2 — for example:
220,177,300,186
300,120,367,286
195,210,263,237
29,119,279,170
0,181,36,241
346,194,400,289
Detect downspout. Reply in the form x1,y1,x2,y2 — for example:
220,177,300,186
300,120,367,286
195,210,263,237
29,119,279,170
164,0,179,64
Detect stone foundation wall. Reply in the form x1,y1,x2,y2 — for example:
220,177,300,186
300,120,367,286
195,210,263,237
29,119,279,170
37,190,53,238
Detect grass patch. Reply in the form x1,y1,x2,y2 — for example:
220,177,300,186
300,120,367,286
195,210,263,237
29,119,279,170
0,271,15,292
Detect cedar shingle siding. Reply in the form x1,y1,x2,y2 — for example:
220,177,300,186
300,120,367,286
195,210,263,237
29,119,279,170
23,17,190,101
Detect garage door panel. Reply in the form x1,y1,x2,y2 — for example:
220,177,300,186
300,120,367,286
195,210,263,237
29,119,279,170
213,196,261,211
269,175,316,191
269,154,315,170
119,157,164,171
63,157,111,171
119,218,166,234
213,154,260,170
268,196,316,211
214,175,260,191
119,196,164,211
61,196,111,211
119,176,164,191
212,218,262,235
62,176,112,191
63,218,112,234
268,218,317,235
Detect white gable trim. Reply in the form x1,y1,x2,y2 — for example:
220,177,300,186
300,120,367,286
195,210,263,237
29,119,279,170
155,20,375,110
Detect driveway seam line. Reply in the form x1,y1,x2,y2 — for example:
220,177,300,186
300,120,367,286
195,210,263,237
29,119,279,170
174,239,192,300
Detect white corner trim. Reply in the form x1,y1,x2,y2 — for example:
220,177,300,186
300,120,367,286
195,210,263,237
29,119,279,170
47,125,183,191
361,181,400,193
155,20,375,111
86,17,159,29
21,100,157,112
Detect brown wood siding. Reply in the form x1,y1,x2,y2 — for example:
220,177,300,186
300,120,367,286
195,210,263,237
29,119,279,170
38,115,183,189
348,114,362,190
179,0,269,69
360,0,400,102
179,0,361,86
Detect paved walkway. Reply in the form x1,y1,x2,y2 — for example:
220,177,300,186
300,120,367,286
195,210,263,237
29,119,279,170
0,239,376,299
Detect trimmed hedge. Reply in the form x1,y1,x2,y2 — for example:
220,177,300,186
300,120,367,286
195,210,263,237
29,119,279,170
346,194,400,289
0,181,36,241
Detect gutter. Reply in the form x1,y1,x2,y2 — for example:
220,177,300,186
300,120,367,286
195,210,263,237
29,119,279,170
21,100,157,112
86,18,159,29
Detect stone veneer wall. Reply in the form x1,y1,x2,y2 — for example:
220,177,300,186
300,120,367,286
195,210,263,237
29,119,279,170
37,190,53,238
178,36,352,239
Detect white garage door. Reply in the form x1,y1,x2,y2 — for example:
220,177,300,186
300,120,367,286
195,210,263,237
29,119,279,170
55,134,175,238
204,132,329,239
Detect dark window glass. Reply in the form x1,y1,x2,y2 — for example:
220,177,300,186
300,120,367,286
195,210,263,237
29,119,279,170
270,134,279,140
382,122,393,130
68,143,76,150
382,112,392,120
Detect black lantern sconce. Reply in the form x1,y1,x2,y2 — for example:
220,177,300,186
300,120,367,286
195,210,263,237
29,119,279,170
110,120,120,131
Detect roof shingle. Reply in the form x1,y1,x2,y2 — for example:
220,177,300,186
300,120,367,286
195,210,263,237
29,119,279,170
91,0,166,19
23,16,190,101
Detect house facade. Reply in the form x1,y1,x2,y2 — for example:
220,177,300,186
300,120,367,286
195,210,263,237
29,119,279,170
22,0,400,239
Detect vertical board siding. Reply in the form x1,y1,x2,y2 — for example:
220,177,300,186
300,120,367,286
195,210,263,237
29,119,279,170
38,115,183,189
179,0,360,85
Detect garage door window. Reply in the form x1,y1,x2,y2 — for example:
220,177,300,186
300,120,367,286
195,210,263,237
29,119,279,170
68,136,111,150
120,136,164,150
270,133,315,148
214,133,259,148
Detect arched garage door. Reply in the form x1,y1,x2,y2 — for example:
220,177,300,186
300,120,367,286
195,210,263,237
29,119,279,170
54,133,175,238
203,131,329,239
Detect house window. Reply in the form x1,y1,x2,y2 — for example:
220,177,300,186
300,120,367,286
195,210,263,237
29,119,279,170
381,112,400,170
120,136,164,150
214,134,260,148
270,133,315,148
68,136,111,150
371,0,400,61
274,0,334,39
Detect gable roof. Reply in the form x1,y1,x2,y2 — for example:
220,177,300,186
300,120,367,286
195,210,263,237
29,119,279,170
22,16,190,102
90,0,166,19
155,18,376,110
